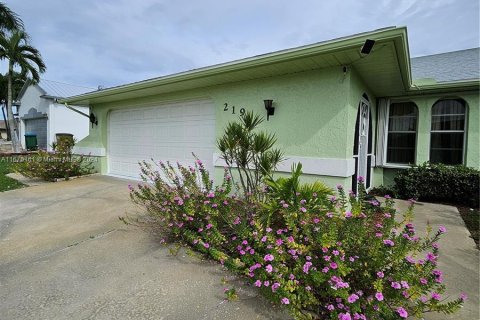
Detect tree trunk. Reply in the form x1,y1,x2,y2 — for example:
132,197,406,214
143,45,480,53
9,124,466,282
7,63,21,152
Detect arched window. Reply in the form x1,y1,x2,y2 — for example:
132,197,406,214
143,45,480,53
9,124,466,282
386,101,418,164
430,99,466,165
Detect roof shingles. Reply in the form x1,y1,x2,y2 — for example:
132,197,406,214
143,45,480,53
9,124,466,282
411,48,480,83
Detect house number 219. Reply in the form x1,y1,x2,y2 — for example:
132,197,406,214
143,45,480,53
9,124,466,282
223,103,245,115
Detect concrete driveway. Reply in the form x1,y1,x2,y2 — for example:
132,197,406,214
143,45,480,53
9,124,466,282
0,175,288,320
0,175,478,319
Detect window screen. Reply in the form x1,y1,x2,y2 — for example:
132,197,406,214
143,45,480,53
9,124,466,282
430,99,466,165
387,102,418,164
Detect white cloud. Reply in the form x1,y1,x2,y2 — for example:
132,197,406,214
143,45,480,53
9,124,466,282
3,0,478,88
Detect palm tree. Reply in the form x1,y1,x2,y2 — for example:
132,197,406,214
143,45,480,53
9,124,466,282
0,30,46,152
0,2,23,32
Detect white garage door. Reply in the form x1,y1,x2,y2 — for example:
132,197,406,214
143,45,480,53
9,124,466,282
108,99,216,179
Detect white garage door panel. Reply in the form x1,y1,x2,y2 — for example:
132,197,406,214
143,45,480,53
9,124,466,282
108,100,215,179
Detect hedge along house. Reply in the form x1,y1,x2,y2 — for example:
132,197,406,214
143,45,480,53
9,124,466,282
61,27,479,191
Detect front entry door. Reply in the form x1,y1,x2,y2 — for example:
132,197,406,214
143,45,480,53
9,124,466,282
352,97,372,193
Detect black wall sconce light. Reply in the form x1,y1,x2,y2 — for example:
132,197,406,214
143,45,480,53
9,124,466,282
360,39,376,55
89,112,98,128
264,99,275,121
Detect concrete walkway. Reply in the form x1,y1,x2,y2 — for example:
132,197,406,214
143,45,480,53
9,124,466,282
0,175,478,319
393,199,479,320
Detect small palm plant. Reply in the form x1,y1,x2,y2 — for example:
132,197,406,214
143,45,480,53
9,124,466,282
0,29,46,152
217,111,284,201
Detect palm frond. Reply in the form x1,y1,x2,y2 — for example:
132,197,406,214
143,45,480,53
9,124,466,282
0,2,24,31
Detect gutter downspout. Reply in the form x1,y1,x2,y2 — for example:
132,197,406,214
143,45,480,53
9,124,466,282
63,102,90,118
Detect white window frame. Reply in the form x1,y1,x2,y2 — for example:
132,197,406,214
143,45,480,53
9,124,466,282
381,100,418,168
429,99,467,165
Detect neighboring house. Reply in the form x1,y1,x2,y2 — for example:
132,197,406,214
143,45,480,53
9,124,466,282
61,27,479,191
0,120,7,140
17,79,95,150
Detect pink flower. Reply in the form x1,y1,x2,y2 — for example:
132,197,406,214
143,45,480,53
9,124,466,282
401,281,409,289
327,304,335,311
383,239,395,246
330,262,338,269
261,236,267,242
347,294,359,303
300,207,307,213
271,282,280,292
281,297,289,305
303,261,313,274
206,192,215,198
438,226,447,233
345,211,352,218
287,236,294,243
203,243,210,249
375,292,384,301
460,293,468,301
206,224,213,229
397,307,408,318
326,212,334,218
264,254,274,262
405,256,415,264
263,280,270,287
254,280,262,287
275,239,283,246
322,267,329,273
420,278,428,285
377,271,384,278
426,252,437,262
339,313,352,320
313,217,320,224
265,264,273,273
431,292,441,300
391,282,401,289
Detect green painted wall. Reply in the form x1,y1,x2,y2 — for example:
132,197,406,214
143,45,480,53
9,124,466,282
407,93,479,168
373,92,479,188
75,64,479,191
77,66,360,188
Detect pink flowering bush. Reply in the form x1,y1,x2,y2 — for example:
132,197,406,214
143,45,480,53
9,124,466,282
15,138,93,181
129,158,465,320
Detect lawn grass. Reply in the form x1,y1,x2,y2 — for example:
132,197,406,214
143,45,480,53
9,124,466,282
0,159,24,192
457,206,479,249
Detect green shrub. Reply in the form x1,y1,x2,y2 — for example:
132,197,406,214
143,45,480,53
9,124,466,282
14,138,93,181
394,162,479,208
129,161,466,320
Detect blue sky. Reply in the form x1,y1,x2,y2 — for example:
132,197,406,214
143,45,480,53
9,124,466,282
2,0,479,89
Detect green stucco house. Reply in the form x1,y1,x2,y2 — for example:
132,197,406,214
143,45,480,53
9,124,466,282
62,27,479,191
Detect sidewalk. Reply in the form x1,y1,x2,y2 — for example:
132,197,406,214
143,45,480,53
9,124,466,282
393,199,479,320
